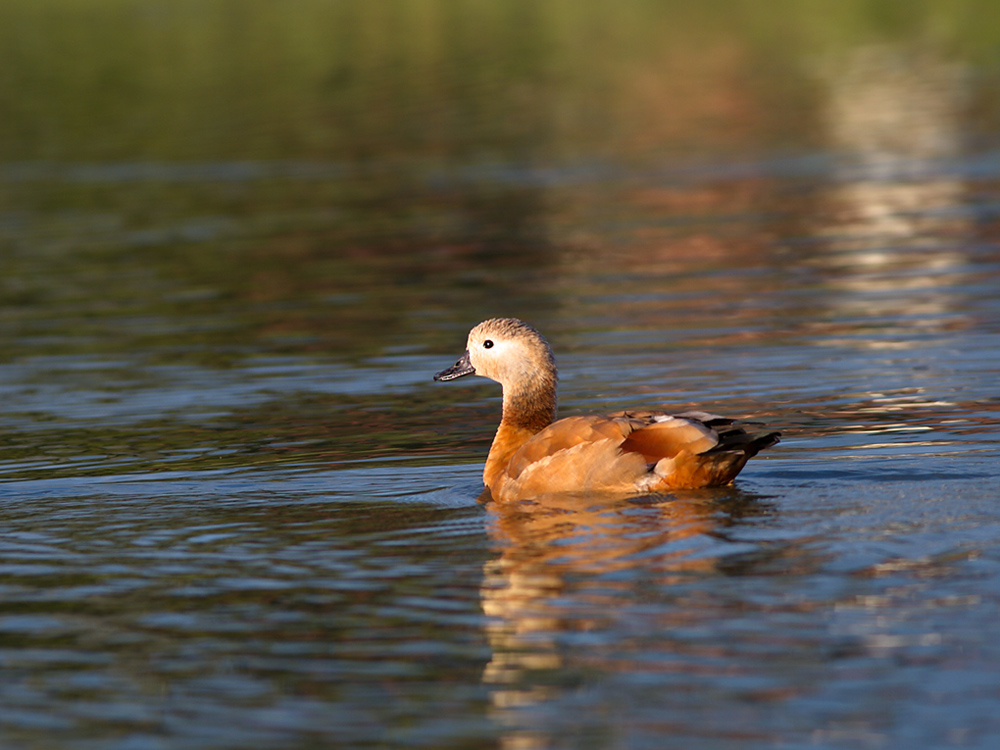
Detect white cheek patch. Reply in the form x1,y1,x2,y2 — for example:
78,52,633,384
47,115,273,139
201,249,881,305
467,339,511,382
487,341,518,379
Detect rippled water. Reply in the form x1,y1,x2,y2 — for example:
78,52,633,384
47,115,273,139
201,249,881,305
4,3,1000,749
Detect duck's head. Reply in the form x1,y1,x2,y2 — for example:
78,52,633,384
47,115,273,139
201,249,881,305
434,318,557,390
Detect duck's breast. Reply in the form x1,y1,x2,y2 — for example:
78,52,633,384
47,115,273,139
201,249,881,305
496,416,649,499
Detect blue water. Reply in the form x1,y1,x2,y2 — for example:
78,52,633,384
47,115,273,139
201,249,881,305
3,160,999,746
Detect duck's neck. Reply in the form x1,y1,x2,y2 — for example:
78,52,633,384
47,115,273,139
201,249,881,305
483,376,557,494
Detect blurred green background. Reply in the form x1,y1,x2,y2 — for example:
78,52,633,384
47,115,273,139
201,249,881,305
3,0,999,163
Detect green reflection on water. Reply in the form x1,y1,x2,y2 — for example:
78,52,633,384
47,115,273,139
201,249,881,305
3,0,1000,163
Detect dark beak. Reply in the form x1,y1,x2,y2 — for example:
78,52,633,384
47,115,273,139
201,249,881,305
434,350,475,381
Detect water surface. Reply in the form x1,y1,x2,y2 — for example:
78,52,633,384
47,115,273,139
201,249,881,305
3,3,1000,749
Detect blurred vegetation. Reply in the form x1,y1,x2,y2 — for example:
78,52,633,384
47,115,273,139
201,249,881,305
2,0,1000,163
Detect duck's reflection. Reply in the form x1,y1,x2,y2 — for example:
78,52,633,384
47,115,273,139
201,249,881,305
479,488,771,745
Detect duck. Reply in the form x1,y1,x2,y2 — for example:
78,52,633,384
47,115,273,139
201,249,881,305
434,318,780,501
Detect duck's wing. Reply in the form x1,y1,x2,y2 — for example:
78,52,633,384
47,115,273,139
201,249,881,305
505,411,778,479
612,409,781,489
498,411,780,499
614,411,721,463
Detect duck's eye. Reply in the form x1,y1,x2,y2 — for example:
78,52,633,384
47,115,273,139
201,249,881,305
483,340,494,349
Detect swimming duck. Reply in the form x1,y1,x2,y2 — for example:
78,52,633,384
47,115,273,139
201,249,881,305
434,318,779,501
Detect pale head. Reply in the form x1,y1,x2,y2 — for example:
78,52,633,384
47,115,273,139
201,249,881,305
434,318,557,392
466,318,556,388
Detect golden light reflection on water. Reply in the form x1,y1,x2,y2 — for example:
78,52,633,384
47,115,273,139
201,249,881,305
813,45,975,345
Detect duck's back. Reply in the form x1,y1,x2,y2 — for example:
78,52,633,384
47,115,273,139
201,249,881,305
490,411,779,501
